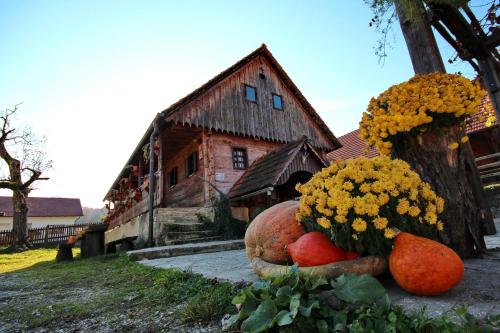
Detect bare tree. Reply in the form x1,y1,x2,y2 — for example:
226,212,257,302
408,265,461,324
0,104,52,250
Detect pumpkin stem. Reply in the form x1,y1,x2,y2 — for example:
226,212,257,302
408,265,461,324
255,245,264,257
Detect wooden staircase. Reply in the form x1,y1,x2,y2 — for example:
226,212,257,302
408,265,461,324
155,207,220,246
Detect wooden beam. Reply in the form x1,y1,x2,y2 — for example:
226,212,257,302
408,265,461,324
476,152,500,162
477,161,500,171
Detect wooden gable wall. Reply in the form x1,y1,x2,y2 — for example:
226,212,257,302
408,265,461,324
167,55,335,150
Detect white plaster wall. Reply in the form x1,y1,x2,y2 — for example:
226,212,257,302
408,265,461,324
0,216,79,230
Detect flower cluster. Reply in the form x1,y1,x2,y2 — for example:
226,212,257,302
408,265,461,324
296,156,444,256
359,73,485,155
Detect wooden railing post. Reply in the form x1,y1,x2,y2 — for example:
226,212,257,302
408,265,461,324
44,225,50,247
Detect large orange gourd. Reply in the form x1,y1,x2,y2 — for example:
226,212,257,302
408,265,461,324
389,232,464,296
245,201,305,264
287,232,348,267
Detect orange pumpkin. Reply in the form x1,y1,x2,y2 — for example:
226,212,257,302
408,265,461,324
245,201,305,264
287,232,347,267
67,236,76,245
389,232,464,296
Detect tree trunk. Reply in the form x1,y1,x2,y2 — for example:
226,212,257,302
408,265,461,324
478,57,500,123
395,1,445,74
394,1,495,256
392,127,486,258
11,189,29,249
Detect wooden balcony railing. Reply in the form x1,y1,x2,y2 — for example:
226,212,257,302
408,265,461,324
476,152,500,186
107,171,162,228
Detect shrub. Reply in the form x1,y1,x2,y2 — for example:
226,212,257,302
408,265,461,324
359,73,485,155
295,157,444,256
226,266,500,333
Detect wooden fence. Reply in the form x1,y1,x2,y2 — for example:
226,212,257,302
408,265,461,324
477,152,500,187
0,223,106,248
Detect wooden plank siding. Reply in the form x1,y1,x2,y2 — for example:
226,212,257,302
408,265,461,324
162,134,206,207
167,56,334,150
207,133,282,196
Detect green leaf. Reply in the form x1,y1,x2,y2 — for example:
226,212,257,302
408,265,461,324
289,293,301,318
275,310,294,326
232,292,246,305
252,281,271,291
316,319,329,333
311,276,329,290
289,264,299,274
225,313,243,329
276,285,292,306
332,273,387,305
299,300,319,317
241,299,277,333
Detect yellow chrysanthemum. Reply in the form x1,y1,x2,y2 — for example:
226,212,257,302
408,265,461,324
448,142,459,150
384,228,397,239
335,215,348,223
460,136,469,143
295,156,444,256
359,73,484,155
352,218,367,232
408,206,421,217
396,199,410,215
437,221,444,231
373,217,388,230
317,217,332,229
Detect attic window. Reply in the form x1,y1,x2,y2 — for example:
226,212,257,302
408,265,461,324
273,94,283,110
245,85,257,102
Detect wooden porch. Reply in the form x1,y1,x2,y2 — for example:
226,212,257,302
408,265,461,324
104,124,206,229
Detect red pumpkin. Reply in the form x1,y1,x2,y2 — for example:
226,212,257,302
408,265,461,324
287,232,347,267
245,201,305,264
389,232,464,296
345,251,360,260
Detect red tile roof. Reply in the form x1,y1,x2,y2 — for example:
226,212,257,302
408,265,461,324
327,129,378,161
328,97,498,161
0,197,83,217
465,95,498,133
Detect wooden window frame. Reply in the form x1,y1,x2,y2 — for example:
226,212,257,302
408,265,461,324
168,167,178,188
185,151,199,177
272,93,284,111
244,84,257,103
232,147,248,170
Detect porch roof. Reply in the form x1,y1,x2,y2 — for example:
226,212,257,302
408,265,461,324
228,136,327,200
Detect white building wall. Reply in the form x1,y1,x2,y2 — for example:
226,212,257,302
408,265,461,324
0,216,79,230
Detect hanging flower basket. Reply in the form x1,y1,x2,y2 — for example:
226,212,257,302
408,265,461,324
132,165,140,176
133,189,142,202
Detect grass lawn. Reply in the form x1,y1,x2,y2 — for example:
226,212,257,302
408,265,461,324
0,248,238,333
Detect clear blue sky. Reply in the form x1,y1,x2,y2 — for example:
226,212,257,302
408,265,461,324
0,1,474,207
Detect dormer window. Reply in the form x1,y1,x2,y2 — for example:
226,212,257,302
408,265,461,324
245,85,257,102
273,94,283,110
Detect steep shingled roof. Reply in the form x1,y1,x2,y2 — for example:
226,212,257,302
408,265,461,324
0,197,83,217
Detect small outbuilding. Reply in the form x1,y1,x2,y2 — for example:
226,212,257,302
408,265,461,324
0,197,83,230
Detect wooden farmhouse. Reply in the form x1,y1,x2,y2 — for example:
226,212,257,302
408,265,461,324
103,45,341,247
